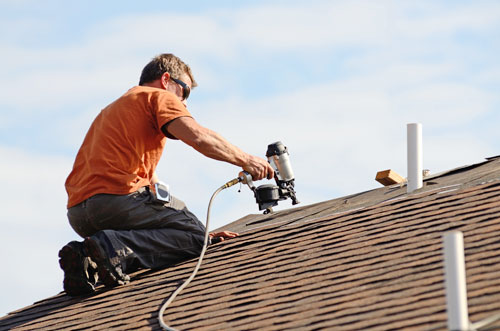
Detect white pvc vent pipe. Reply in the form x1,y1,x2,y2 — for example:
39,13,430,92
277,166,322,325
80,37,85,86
443,231,470,331
407,123,423,193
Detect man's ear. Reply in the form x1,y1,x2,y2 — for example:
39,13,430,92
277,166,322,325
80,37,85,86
161,72,170,89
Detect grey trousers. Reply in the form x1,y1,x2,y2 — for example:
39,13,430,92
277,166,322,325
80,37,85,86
67,187,206,274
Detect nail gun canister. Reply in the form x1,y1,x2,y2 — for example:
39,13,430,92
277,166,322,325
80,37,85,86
266,141,295,182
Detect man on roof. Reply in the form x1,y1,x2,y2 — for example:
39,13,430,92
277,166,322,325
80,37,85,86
59,53,274,296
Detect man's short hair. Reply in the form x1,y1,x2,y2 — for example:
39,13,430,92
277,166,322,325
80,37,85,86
139,53,197,87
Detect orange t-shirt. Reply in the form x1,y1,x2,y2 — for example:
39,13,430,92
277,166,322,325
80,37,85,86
65,86,192,208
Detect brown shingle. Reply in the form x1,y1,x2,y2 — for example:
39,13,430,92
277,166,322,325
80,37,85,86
2,158,500,330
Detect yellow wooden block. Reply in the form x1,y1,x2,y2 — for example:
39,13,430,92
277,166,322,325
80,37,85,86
376,169,405,186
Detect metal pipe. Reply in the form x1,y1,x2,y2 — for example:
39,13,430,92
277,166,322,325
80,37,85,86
443,231,470,331
407,123,423,193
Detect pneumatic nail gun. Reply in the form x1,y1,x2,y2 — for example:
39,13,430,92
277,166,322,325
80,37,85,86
240,141,299,214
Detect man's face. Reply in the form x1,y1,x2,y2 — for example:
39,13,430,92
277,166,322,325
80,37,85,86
166,73,192,107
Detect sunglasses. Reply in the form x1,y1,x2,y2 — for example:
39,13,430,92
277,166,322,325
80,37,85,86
170,77,191,101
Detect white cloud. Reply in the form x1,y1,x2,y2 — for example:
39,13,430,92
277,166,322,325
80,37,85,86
393,83,494,127
0,146,79,316
2,0,499,111
227,1,392,50
394,1,500,39
0,146,72,227
425,133,492,171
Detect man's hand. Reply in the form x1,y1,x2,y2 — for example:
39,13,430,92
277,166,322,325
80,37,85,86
242,155,274,181
209,231,239,243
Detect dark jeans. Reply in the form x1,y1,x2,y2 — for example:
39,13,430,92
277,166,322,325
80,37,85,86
67,187,206,274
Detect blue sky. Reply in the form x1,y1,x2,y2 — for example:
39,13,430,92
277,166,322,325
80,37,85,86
1,0,499,318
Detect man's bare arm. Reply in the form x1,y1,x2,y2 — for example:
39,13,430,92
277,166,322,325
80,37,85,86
165,117,273,180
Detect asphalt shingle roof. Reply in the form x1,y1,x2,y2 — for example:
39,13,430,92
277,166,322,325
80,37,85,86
2,157,500,330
